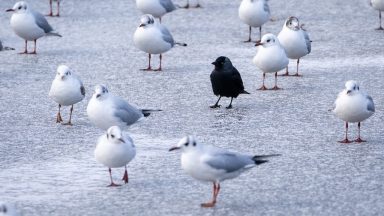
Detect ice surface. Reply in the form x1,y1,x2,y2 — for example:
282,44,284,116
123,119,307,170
0,0,384,215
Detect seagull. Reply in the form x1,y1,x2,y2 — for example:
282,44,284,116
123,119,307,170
6,1,62,54
370,0,384,30
210,56,250,109
87,85,161,130
136,0,177,23
278,16,312,76
239,0,270,42
133,14,187,71
49,65,85,125
169,136,280,207
253,33,289,90
47,0,60,17
183,0,201,8
332,80,375,143
95,126,136,187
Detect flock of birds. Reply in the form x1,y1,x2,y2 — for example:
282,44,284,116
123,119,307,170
0,0,382,211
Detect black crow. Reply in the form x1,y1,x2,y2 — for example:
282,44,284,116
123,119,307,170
210,56,249,109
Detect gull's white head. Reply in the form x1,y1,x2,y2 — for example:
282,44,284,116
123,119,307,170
139,14,155,28
285,16,300,31
345,80,359,95
6,1,29,13
106,126,125,144
56,65,72,81
255,33,280,48
93,84,109,99
169,135,200,153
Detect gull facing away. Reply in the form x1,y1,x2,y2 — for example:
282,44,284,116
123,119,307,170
278,16,312,76
169,136,280,207
87,85,161,130
239,0,270,42
210,56,250,109
49,65,85,125
133,14,187,71
6,1,62,54
47,0,60,17
332,80,375,143
95,126,136,187
136,0,177,23
370,0,384,30
253,33,289,90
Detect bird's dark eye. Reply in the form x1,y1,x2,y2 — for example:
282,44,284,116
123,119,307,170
185,142,189,146
18,6,22,10
353,86,356,90
357,87,359,90
111,134,115,138
193,142,196,146
267,39,270,42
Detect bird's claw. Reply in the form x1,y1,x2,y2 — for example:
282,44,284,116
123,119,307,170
226,105,232,109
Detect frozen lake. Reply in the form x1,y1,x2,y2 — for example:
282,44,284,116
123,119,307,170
1,0,384,215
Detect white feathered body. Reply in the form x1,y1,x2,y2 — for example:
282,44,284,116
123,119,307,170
253,44,289,73
133,24,173,54
333,91,374,123
239,0,270,27
278,27,310,59
10,12,46,41
136,0,167,18
49,76,84,106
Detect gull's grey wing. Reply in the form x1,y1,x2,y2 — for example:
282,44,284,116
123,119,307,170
159,25,175,46
31,10,54,33
367,95,375,112
263,1,270,13
205,153,253,173
113,96,143,126
159,0,176,12
303,30,311,53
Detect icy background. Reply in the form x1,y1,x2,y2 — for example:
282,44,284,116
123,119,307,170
0,0,384,215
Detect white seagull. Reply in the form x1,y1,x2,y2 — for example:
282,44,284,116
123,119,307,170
136,0,177,23
370,0,384,30
169,135,280,207
332,80,375,143
49,65,85,125
47,0,61,17
95,126,136,187
278,16,312,76
239,0,270,42
133,14,187,71
253,33,289,90
87,85,161,130
6,1,62,54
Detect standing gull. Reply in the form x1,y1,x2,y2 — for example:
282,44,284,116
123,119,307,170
87,85,161,130
134,14,187,71
210,56,250,109
169,136,280,207
95,126,136,187
370,0,384,30
47,0,60,17
253,33,289,90
332,80,375,143
136,0,177,23
239,0,270,42
49,65,85,125
6,1,62,54
278,16,312,76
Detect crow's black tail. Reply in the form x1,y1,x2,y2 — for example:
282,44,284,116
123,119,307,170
241,90,250,94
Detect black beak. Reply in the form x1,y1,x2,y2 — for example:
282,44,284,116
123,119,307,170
169,146,180,151
211,62,218,66
139,24,145,27
118,138,125,143
96,94,101,98
255,41,263,46
6,9,14,12
347,90,351,94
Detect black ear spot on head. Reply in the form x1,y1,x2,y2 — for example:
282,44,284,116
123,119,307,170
193,142,196,146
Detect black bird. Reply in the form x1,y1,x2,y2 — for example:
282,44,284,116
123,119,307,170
210,56,250,109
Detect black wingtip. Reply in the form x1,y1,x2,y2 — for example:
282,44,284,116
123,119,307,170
176,42,187,47
143,113,151,117
254,160,269,165
252,154,281,165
